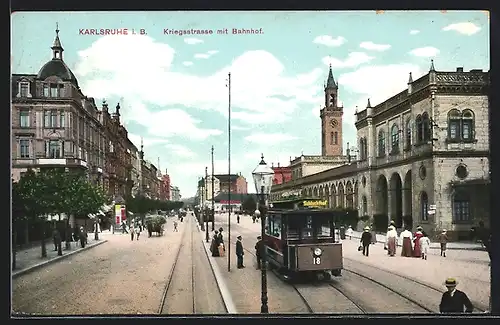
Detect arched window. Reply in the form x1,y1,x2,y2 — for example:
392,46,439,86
453,190,471,223
447,109,461,140
363,137,368,159
422,112,431,142
415,115,423,143
334,131,338,145
330,132,334,145
358,138,364,160
420,192,429,221
362,196,367,216
461,110,474,141
405,119,412,150
378,130,386,157
391,124,400,154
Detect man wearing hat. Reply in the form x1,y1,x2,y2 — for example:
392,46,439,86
437,229,448,257
236,235,245,268
439,278,474,313
255,235,264,269
360,226,373,257
413,226,424,258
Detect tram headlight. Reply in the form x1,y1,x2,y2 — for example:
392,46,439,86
314,247,322,256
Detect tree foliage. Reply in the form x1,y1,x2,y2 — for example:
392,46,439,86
13,169,50,222
241,196,257,213
126,195,183,213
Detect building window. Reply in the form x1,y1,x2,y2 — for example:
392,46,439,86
405,119,412,150
19,109,30,128
462,110,474,141
330,132,334,145
377,130,386,157
19,139,30,158
422,112,431,142
19,82,29,97
448,109,461,140
361,196,367,216
453,191,471,223
415,115,423,143
50,84,59,97
60,111,65,128
391,124,400,154
420,191,429,221
48,140,62,158
43,84,49,97
358,138,365,160
334,131,338,145
50,110,57,128
363,137,368,160
44,110,50,127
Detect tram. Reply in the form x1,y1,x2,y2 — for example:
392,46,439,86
264,198,343,280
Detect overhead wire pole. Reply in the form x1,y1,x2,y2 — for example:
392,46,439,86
227,72,232,272
211,145,215,231
205,166,209,243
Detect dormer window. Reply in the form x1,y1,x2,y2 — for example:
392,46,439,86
55,50,61,59
43,84,49,97
50,84,59,97
17,81,31,98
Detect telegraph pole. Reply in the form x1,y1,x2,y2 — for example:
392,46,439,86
205,166,209,243
211,145,215,231
227,72,232,272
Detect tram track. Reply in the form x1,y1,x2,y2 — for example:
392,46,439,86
343,258,487,313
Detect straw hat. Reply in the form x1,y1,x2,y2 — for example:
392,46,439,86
444,278,458,287
442,229,447,233
364,226,370,231
416,226,423,231
237,235,242,239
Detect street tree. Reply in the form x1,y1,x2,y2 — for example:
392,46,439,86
241,196,257,214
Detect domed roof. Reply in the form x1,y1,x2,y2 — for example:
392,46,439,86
37,59,79,87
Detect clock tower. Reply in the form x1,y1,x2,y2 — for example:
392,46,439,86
320,65,343,156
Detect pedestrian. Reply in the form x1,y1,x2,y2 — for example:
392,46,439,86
419,231,431,260
147,222,153,237
130,223,135,241
437,229,448,257
52,227,60,251
135,223,141,240
360,226,372,257
439,278,474,313
236,235,245,268
211,230,220,257
173,220,178,232
400,227,413,257
121,221,128,234
79,226,86,248
346,225,353,240
252,214,256,223
370,224,377,244
255,235,264,269
413,226,424,258
386,226,398,256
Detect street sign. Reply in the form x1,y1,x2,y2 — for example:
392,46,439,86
428,210,436,215
429,204,437,210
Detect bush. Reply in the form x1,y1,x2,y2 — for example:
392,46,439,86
372,214,389,232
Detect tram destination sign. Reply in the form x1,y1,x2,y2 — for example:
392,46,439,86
302,200,328,208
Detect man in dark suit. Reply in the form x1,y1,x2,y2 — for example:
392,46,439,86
255,235,264,269
360,226,373,256
439,278,474,313
236,235,245,268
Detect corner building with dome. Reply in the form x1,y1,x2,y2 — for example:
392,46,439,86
270,63,490,240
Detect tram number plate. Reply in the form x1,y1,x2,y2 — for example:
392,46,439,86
312,257,321,265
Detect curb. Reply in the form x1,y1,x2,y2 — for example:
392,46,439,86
199,233,238,314
12,240,108,279
350,234,485,251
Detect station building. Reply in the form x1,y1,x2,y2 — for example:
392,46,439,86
270,63,490,240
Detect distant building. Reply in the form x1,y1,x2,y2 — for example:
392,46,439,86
160,169,171,201
271,162,292,185
215,173,247,194
204,175,220,200
170,186,181,201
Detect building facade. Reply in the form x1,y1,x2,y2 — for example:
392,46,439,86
271,163,292,185
204,175,221,200
270,63,490,240
12,28,103,184
214,174,248,194
171,186,181,201
160,170,171,201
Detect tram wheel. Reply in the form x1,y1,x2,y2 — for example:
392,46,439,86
331,269,342,277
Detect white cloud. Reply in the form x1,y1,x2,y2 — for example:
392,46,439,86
338,63,425,126
442,22,481,36
322,52,374,69
165,144,197,158
313,35,346,47
359,41,391,51
182,61,193,66
409,46,440,57
409,30,420,35
74,34,324,126
244,133,298,145
184,37,204,45
194,50,219,59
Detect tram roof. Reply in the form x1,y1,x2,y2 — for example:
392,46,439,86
270,197,330,211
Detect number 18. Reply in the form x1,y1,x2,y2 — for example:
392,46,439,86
313,257,321,265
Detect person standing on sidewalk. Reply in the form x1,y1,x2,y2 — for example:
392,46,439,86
360,226,372,257
419,231,431,260
130,223,135,241
400,227,413,257
413,226,424,258
236,235,245,268
135,223,141,240
255,235,264,269
173,220,178,232
52,227,61,251
439,278,474,313
346,225,353,240
437,229,448,257
78,226,87,248
386,226,398,256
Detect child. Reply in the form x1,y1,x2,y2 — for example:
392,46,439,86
346,225,353,240
173,220,178,232
419,231,431,260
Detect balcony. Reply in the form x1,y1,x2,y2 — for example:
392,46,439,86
38,158,88,168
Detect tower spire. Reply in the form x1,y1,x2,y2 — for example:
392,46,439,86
430,59,435,72
326,64,337,89
140,137,144,160
51,22,63,60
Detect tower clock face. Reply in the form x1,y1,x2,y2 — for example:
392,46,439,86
330,119,338,128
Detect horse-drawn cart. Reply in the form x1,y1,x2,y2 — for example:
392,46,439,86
145,215,167,237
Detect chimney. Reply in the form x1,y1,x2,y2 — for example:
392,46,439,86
277,162,280,167
456,67,464,72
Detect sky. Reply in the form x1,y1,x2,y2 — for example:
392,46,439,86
11,11,489,198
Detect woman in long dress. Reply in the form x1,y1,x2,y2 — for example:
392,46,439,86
400,228,413,257
386,226,398,256
211,230,220,257
413,226,424,257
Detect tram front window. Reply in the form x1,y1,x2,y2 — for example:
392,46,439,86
287,216,300,239
317,217,332,237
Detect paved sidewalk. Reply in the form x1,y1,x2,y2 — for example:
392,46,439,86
13,233,108,278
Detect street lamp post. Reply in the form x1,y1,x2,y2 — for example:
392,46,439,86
205,166,209,243
251,153,275,314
